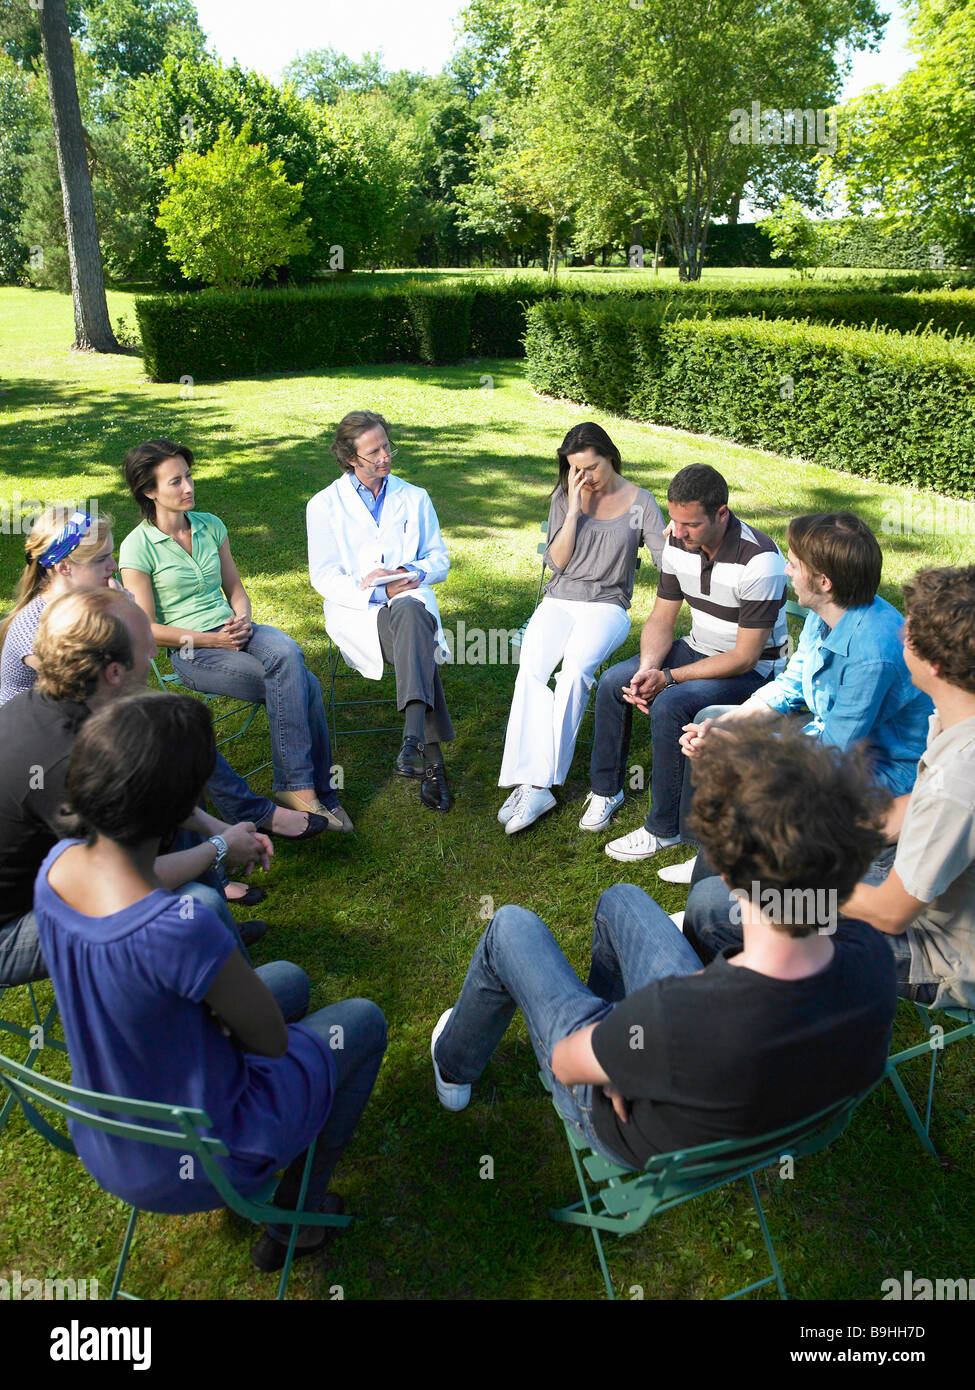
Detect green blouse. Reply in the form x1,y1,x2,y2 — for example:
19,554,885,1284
119,512,235,632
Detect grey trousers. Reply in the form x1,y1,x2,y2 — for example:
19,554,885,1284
0,912,48,988
377,599,454,744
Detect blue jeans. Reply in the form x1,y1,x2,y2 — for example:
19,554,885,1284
683,871,937,1004
434,884,703,1164
589,642,766,838
171,623,339,808
207,753,274,829
267,997,387,1236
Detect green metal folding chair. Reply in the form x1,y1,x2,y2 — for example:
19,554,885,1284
0,983,67,1133
0,1049,352,1301
884,1000,975,1157
543,1073,875,1300
150,655,271,779
325,638,399,752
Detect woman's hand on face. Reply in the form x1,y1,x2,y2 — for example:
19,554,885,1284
566,464,588,517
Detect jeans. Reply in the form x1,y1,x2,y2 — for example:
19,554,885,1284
589,642,766,838
267,997,387,1236
207,752,274,829
434,884,703,1164
683,872,937,1004
171,623,339,808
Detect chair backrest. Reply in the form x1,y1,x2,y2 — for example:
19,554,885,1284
0,1047,232,1190
583,1089,872,1225
785,599,811,622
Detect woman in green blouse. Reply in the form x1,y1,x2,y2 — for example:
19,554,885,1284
120,438,351,831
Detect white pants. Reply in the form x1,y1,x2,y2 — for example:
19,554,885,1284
499,597,631,789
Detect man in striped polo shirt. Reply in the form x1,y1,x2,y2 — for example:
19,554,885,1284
579,464,788,860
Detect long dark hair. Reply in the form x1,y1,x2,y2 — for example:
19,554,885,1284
554,422,622,495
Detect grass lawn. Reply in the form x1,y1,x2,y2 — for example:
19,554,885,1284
1,285,973,1302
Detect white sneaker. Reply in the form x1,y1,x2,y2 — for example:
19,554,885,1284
669,911,685,932
657,856,698,884
604,826,679,862
497,785,529,826
431,1009,470,1112
506,787,557,835
578,789,624,832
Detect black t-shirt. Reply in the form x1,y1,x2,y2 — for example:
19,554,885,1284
590,920,897,1169
0,690,89,929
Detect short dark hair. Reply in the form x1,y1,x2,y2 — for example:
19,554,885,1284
554,422,622,495
123,439,195,524
65,692,216,848
688,721,888,936
903,565,975,695
667,465,728,521
331,411,391,474
786,512,881,609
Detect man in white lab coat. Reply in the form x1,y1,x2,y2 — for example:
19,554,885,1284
307,411,454,811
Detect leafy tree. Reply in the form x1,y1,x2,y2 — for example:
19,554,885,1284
80,0,206,83
156,121,310,289
0,49,38,280
758,196,823,277
820,0,975,250
283,46,385,105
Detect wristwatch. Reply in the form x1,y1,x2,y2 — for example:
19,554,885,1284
662,669,677,689
207,834,229,866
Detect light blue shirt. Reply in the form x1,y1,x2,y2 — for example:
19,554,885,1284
351,475,420,605
752,596,933,794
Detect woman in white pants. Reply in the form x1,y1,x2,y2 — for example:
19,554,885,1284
498,423,665,833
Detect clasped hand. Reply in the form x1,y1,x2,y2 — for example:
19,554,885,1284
220,615,253,650
220,821,273,877
621,665,667,713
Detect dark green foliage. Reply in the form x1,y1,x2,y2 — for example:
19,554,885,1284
524,298,975,499
136,273,975,382
406,281,473,364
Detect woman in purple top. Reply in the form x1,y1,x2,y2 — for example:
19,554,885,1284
34,691,386,1273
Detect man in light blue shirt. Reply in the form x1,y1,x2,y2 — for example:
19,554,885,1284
660,512,932,887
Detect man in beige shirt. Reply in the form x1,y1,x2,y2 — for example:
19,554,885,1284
829,567,975,1009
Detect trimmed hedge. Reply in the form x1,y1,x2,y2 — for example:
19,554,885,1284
524,298,975,500
136,274,975,382
703,217,975,270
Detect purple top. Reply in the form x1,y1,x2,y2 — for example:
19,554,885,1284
0,594,44,706
34,840,335,1213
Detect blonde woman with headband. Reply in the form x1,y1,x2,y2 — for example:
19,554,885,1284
0,507,117,706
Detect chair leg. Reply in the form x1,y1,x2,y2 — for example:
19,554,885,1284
274,1137,319,1301
566,1136,615,1301
737,1172,787,1300
110,1208,140,1300
885,1061,940,1158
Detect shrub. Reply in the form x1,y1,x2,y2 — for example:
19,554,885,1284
523,298,975,500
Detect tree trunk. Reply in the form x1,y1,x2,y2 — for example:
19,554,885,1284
547,208,559,283
728,190,741,228
39,0,119,353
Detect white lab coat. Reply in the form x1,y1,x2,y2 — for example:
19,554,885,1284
306,472,449,680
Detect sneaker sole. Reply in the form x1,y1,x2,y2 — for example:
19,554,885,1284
505,800,556,835
604,844,659,862
432,1010,471,1111
578,795,624,833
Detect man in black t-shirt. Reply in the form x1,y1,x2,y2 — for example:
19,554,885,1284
432,723,897,1169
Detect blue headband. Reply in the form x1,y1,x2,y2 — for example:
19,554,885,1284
35,511,93,568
